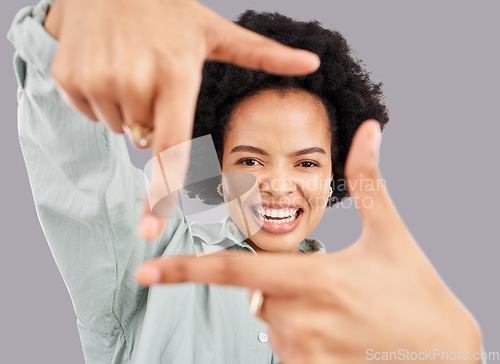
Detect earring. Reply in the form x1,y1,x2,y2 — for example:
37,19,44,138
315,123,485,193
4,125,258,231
217,182,223,196
328,186,333,198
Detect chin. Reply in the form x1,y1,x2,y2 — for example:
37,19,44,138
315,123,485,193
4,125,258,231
248,227,307,253
252,213,325,253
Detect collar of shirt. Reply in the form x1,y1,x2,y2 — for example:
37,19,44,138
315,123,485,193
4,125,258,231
189,216,326,256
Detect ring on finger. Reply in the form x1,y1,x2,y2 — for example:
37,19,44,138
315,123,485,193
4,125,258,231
249,289,265,319
130,124,154,147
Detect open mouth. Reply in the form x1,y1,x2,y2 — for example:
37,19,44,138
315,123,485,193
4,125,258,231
251,206,302,224
248,205,304,234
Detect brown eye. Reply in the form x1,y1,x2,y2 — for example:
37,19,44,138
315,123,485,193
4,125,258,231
238,158,259,166
299,161,319,168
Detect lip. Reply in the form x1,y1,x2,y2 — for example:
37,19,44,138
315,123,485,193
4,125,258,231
253,202,302,209
249,206,304,234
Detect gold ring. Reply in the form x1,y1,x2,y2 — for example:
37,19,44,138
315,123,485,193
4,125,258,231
249,289,264,318
130,124,154,147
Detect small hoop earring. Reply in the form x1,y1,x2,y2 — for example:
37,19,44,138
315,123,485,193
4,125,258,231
217,182,223,197
328,186,333,198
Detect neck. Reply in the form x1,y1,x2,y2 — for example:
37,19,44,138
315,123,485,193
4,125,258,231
244,238,301,254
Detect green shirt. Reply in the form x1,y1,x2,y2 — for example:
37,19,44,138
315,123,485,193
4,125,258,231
7,1,325,363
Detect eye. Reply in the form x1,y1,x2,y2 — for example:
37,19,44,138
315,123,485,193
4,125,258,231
298,161,319,168
237,158,260,166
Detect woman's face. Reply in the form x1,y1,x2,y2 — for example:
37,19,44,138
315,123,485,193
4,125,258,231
221,88,333,253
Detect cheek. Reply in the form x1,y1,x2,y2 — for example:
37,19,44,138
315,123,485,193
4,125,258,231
300,175,331,208
301,174,330,199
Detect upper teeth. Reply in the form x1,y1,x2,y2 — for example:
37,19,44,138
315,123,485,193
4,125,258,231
255,207,299,218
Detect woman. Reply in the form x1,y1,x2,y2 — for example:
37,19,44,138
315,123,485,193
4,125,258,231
8,1,482,364
177,10,388,256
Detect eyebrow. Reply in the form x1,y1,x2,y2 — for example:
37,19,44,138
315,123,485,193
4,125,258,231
230,145,327,157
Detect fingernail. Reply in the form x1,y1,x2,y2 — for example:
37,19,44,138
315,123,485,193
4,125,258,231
371,122,382,163
296,49,321,69
139,215,161,241
137,265,161,285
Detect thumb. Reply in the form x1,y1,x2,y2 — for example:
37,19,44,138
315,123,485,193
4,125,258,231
344,120,398,232
344,119,382,190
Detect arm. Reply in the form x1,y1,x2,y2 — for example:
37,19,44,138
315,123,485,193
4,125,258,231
138,121,484,364
39,0,321,242
8,0,189,336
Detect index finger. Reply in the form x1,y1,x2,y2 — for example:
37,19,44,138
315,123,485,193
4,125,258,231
136,251,324,297
206,15,320,76
138,69,200,240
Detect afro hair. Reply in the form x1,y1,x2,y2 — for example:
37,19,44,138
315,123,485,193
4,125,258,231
184,10,389,206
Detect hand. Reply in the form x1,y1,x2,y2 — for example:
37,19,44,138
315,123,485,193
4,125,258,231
44,0,320,241
136,120,483,364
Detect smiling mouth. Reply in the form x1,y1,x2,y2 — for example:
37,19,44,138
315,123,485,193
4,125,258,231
250,206,302,224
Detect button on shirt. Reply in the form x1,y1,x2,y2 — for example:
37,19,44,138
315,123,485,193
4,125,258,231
258,333,269,343
7,1,325,363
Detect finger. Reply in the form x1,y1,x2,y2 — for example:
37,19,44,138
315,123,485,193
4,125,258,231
138,67,201,240
261,299,317,364
344,120,406,238
263,299,339,364
247,289,256,302
123,124,153,149
251,290,310,326
136,252,327,297
206,16,320,76
266,327,287,355
87,96,125,134
259,294,298,325
266,326,294,363
118,53,156,149
53,81,99,122
50,26,102,123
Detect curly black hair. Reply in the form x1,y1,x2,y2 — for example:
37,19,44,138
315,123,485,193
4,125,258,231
184,10,389,206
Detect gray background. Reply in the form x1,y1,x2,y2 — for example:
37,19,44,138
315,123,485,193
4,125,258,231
1,0,498,362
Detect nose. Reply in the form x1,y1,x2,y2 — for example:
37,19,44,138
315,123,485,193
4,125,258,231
258,170,295,198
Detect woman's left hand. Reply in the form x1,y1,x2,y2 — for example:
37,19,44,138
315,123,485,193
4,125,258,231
136,120,483,364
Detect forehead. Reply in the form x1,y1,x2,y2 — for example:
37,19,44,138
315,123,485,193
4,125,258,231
224,89,332,152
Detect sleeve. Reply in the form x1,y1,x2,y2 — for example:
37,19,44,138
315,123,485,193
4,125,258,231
7,0,190,336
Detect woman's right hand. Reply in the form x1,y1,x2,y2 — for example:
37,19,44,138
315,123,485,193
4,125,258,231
44,0,320,241
136,120,483,364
